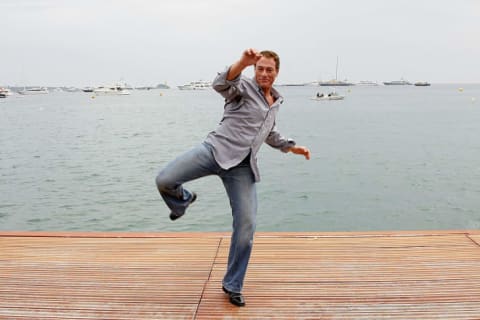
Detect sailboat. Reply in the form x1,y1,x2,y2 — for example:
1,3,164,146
319,56,354,86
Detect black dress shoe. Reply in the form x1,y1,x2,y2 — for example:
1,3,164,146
222,286,246,307
169,192,197,221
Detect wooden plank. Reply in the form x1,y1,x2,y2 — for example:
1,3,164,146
1,231,480,319
197,233,480,319
0,229,476,238
0,236,220,320
0,231,230,239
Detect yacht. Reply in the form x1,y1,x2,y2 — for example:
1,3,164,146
0,87,13,97
18,87,49,95
318,79,354,86
356,80,379,86
62,87,80,92
383,79,412,85
94,84,130,95
414,81,431,86
82,87,95,93
177,80,212,90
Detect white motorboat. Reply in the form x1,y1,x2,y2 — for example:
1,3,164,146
383,79,412,85
311,91,345,101
177,80,212,90
318,79,354,86
82,87,95,93
18,87,49,95
0,87,13,97
414,81,431,86
356,80,379,86
94,84,130,95
62,87,80,92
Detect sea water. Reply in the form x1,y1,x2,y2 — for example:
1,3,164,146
1,84,479,232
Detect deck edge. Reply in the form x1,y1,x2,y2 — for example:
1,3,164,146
0,229,478,238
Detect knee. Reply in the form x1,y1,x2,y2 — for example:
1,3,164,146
232,199,257,237
237,221,256,248
155,170,171,192
235,214,256,239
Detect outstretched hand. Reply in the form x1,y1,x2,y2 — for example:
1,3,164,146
288,146,311,160
227,48,263,81
240,48,263,68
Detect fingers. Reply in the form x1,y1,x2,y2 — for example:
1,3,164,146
245,48,255,56
291,146,311,160
242,48,262,65
300,147,310,160
245,48,261,58
304,149,311,160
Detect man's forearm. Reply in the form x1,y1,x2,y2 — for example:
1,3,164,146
227,61,248,81
227,48,262,80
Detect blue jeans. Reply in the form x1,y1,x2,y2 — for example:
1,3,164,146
156,142,257,293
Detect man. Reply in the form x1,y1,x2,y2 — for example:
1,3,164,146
156,48,310,307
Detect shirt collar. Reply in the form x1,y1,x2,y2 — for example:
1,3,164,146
252,77,284,105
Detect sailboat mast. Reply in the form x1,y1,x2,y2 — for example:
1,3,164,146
335,56,339,81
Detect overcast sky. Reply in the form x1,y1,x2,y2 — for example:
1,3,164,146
2,0,479,87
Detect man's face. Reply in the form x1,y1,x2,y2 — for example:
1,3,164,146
255,57,278,90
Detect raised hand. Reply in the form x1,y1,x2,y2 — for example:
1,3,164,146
227,48,263,81
239,48,263,67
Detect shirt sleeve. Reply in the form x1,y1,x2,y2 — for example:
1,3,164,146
265,124,296,153
212,67,244,102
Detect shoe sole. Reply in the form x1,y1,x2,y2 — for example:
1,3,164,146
169,192,197,221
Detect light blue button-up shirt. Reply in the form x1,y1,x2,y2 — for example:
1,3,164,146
204,67,296,182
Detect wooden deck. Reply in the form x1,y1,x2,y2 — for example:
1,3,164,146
1,230,480,319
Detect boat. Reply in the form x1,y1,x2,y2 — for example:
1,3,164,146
383,79,412,85
0,87,13,97
319,57,354,86
177,80,212,90
62,87,80,92
278,83,306,87
94,84,130,95
18,87,49,95
311,91,345,101
414,81,431,86
156,83,170,89
319,79,354,86
82,87,95,93
356,80,379,86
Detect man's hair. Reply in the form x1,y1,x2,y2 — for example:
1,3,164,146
260,50,280,71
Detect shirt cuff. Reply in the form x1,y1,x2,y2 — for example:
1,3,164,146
280,139,296,153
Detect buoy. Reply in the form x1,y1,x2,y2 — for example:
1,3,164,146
159,92,163,96
91,96,95,99
458,87,464,92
